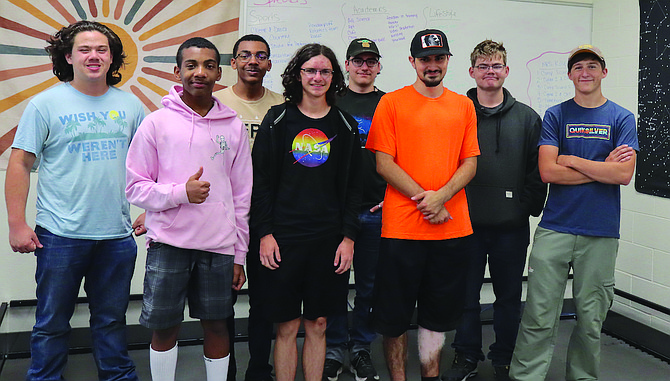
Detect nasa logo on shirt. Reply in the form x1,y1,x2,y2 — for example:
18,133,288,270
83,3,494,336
290,128,337,167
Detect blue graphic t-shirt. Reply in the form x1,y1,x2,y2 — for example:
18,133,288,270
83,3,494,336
13,83,145,239
538,99,638,238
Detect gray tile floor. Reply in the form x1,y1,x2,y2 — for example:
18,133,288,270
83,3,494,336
2,319,669,380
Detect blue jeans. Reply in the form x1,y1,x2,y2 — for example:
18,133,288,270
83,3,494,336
28,226,138,381
326,210,381,362
452,223,529,367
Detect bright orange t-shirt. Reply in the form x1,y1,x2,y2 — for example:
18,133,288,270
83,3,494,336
366,85,479,240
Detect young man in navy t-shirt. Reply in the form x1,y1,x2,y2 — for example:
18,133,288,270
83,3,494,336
510,45,638,381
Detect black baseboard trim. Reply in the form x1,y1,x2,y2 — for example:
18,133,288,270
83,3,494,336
602,310,670,364
614,288,670,316
0,299,577,360
3,319,225,360
8,284,363,308
4,298,669,367
0,302,8,375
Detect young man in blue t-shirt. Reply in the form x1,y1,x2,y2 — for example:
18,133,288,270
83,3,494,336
509,45,638,381
5,21,144,380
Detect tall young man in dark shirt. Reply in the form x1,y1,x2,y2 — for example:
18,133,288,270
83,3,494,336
324,38,385,381
443,40,546,381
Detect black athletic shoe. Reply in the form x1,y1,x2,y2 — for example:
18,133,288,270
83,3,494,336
441,353,477,381
350,351,380,381
323,358,343,381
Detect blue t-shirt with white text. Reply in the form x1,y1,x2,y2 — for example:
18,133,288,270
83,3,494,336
538,99,638,238
12,83,145,239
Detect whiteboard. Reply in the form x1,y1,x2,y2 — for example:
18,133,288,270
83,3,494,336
241,0,592,117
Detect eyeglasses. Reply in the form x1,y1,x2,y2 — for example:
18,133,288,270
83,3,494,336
349,58,379,67
235,51,269,62
300,68,333,78
475,64,506,72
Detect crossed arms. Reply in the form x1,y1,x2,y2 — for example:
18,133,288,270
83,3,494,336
538,144,636,186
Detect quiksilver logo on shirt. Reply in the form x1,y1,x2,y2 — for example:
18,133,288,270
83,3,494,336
566,124,611,140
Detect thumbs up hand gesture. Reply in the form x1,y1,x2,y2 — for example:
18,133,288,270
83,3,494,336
186,167,210,204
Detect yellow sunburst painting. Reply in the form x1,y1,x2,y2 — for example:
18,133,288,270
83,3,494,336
0,0,241,167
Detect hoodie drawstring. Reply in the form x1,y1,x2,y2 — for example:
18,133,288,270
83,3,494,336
495,113,501,153
188,111,195,149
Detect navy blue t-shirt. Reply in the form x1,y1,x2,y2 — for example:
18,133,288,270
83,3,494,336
538,99,638,238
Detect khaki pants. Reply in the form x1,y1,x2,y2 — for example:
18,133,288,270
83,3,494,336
510,227,618,381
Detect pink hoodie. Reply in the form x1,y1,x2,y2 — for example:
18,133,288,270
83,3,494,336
126,85,252,264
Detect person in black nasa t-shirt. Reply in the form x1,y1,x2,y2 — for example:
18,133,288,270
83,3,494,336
250,43,361,381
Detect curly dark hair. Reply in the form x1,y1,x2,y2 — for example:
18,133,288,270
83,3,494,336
45,20,126,86
281,43,346,106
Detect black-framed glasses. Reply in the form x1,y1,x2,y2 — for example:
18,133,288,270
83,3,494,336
475,64,506,72
235,51,269,62
300,68,333,78
349,58,379,67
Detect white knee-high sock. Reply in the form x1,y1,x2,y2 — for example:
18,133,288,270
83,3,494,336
150,344,178,381
204,354,230,381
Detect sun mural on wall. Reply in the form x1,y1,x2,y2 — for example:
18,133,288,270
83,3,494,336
0,0,240,167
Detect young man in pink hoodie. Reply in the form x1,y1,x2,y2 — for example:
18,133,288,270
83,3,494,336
125,37,252,381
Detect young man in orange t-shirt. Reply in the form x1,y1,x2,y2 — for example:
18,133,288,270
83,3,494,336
366,29,480,381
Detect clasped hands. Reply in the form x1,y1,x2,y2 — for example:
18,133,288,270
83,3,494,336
411,190,451,225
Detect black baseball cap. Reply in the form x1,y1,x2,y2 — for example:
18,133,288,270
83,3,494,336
410,29,451,58
347,38,380,58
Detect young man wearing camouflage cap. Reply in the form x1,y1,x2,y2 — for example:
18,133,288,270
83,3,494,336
510,45,638,381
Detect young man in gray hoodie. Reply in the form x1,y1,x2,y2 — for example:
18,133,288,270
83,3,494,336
443,40,546,381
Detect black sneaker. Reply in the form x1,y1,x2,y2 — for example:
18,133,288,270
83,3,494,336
493,365,511,381
323,358,343,381
350,351,380,381
441,353,477,381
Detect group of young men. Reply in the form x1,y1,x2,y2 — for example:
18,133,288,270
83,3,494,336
5,19,636,381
